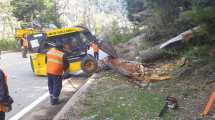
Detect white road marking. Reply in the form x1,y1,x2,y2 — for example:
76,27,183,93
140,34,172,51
0,61,29,69
9,80,67,120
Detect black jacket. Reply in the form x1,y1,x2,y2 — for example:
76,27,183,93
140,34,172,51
63,52,70,71
0,70,8,103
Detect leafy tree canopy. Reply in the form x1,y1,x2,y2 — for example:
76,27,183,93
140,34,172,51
10,0,59,27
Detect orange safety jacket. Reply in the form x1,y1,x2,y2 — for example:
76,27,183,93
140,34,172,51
21,37,28,48
47,48,64,75
0,70,7,112
91,43,99,53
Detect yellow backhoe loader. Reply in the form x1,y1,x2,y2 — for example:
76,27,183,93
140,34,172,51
25,27,99,76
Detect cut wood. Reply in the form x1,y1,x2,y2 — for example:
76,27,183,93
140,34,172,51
98,39,173,83
96,27,202,83
99,58,171,83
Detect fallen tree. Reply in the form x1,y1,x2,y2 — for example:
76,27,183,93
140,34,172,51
97,25,205,83
140,25,205,62
98,41,173,83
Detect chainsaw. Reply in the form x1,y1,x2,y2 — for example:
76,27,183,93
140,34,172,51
159,96,178,117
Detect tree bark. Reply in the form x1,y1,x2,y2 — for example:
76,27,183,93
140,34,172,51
98,58,171,83
140,25,204,62
98,25,204,83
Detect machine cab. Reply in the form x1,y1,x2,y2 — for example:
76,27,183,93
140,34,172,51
27,27,98,76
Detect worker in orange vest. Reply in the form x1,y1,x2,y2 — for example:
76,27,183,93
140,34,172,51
91,40,99,60
21,34,29,58
0,69,13,120
46,43,69,105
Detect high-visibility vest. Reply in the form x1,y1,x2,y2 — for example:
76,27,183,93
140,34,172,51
47,48,64,75
91,43,99,53
22,38,28,48
0,70,7,112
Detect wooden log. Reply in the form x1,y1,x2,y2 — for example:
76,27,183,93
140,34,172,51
99,58,171,83
141,25,204,62
98,26,204,83
97,39,172,83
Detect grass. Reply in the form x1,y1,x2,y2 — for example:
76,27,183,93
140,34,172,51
0,39,19,51
178,44,215,66
70,72,176,120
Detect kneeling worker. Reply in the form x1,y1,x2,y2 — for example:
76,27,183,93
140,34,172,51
46,43,69,105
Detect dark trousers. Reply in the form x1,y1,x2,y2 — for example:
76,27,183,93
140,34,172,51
0,112,5,120
48,74,62,98
94,52,99,60
22,48,28,58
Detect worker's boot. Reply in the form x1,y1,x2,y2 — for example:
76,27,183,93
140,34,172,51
50,96,54,105
51,97,60,105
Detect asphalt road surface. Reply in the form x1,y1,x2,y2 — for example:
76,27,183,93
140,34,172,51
0,52,47,120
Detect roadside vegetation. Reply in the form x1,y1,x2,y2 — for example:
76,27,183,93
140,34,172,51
130,0,214,54
68,72,176,120
0,39,19,51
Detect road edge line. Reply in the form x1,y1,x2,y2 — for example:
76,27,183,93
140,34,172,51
53,74,97,120
9,80,68,120
9,92,49,120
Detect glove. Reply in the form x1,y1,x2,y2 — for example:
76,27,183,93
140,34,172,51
5,104,12,112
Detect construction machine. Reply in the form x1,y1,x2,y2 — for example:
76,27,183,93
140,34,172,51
15,21,41,41
26,27,101,76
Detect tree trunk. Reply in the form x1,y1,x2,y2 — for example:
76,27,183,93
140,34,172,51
98,25,204,83
98,41,171,83
140,25,204,62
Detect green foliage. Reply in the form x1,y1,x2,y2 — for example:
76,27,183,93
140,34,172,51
125,0,215,47
106,31,139,45
11,0,46,21
0,39,19,51
10,0,59,26
77,72,176,120
125,0,194,43
106,21,140,44
185,0,215,40
125,0,146,25
180,43,215,59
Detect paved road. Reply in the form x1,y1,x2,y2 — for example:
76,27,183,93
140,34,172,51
0,52,47,120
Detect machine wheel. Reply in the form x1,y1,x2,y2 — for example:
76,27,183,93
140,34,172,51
81,55,98,75
30,56,35,73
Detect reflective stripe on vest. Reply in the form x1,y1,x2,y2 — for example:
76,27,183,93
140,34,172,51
47,59,63,65
22,38,28,47
47,49,64,75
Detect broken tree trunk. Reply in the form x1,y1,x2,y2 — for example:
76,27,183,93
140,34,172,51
98,57,172,83
140,25,205,62
97,38,174,83
97,28,200,83
97,25,205,83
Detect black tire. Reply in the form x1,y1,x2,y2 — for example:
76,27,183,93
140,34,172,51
81,55,98,75
30,56,35,73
